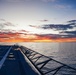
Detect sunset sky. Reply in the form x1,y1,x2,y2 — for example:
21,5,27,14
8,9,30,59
0,0,76,42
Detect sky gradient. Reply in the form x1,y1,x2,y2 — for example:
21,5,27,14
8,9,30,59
0,0,76,42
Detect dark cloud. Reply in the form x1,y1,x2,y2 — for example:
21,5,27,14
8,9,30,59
63,31,76,36
29,25,39,28
0,19,6,21
68,20,76,23
18,30,29,33
39,20,76,31
67,20,76,27
0,24,4,29
41,24,73,30
35,20,76,38
0,19,15,31
19,30,27,32
0,29,16,33
3,22,15,26
39,19,49,22
0,19,6,29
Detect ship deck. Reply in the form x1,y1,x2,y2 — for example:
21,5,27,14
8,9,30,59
0,45,76,75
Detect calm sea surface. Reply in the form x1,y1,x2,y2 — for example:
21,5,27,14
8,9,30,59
19,42,76,68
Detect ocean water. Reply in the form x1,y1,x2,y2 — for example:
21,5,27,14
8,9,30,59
19,42,76,68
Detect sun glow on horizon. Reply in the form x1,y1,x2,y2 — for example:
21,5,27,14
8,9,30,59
0,33,76,42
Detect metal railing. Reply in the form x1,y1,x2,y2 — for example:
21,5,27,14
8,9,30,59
20,46,76,75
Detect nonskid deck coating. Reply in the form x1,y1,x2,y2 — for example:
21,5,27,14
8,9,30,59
0,45,39,75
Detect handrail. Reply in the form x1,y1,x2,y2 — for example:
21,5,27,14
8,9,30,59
19,46,76,75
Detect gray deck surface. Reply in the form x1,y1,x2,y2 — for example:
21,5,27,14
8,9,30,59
0,45,39,75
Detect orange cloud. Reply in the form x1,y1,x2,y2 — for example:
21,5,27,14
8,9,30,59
0,33,76,42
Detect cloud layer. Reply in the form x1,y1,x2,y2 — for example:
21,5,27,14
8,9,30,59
0,19,76,42
29,20,76,38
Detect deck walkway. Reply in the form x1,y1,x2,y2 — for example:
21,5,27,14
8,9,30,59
0,45,40,75
0,45,76,75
